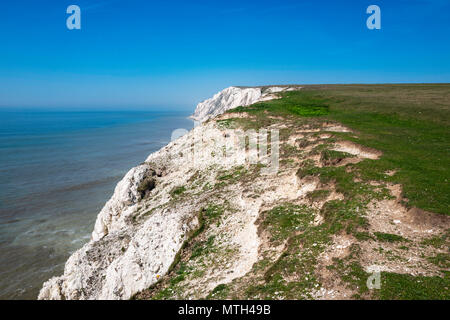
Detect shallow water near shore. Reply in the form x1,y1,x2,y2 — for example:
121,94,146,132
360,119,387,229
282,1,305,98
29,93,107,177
0,109,193,299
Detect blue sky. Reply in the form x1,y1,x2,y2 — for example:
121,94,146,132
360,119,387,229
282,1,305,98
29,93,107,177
0,0,449,109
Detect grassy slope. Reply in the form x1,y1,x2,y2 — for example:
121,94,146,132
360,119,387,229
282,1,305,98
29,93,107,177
308,84,449,215
223,84,449,299
136,84,449,300
235,84,450,215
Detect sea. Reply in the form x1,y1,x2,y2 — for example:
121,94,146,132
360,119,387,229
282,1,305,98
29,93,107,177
0,108,194,299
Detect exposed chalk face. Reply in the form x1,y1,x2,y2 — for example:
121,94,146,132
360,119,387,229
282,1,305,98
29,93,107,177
191,87,262,123
38,86,303,300
190,86,301,122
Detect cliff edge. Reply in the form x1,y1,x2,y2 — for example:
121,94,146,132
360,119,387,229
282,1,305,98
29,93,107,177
38,86,292,299
39,85,450,300
190,86,298,122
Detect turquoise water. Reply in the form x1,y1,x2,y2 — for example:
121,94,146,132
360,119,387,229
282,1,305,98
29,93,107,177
0,109,193,299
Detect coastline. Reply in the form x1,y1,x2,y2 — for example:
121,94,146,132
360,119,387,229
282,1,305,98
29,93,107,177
0,110,193,299
37,85,450,300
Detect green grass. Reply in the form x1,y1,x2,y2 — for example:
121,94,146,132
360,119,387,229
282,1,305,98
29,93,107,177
225,90,329,131
234,203,331,299
373,232,409,243
261,204,315,244
230,84,450,215
320,149,354,163
203,204,224,221
309,84,449,215
306,189,331,202
170,185,186,197
328,245,450,300
230,84,450,214
217,165,247,182
421,230,449,248
207,284,229,299
354,231,375,241
190,235,215,259
243,199,370,299
139,84,449,300
231,91,329,117
222,84,449,300
427,253,450,269
216,119,235,129
379,272,450,300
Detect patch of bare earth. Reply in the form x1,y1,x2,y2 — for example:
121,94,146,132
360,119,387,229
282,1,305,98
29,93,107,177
314,234,358,300
322,123,352,133
332,141,382,160
216,112,254,121
360,184,450,276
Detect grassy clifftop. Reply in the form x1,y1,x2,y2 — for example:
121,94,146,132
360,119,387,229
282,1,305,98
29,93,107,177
135,84,449,300
233,84,450,215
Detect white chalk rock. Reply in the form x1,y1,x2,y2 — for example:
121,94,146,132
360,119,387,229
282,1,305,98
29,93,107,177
191,86,299,122
38,85,300,300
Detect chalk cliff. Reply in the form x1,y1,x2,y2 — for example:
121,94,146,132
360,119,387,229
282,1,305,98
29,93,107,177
38,86,289,299
190,86,296,122
39,85,449,300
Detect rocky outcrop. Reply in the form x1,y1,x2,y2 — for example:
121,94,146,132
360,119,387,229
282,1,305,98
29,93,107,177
190,86,299,122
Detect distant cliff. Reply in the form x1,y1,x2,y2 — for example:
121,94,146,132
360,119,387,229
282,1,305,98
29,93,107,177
190,86,298,122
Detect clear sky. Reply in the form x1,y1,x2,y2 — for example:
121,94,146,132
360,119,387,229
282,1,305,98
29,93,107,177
0,0,449,109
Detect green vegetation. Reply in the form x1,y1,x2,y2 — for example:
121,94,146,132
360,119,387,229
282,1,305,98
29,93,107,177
427,253,450,269
240,196,378,299
379,272,450,300
281,143,302,158
229,84,450,215
137,84,449,300
354,231,374,241
421,230,449,248
207,284,229,299
203,204,224,221
298,158,390,201
306,189,331,202
223,85,448,299
232,91,329,117
261,204,315,244
320,199,368,234
320,149,354,163
217,165,247,182
170,185,186,197
327,245,370,298
191,235,216,259
373,232,409,243
328,244,450,300
214,164,267,189
319,84,449,215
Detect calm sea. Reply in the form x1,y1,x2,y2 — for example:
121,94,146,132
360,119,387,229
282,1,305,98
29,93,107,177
0,109,193,299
